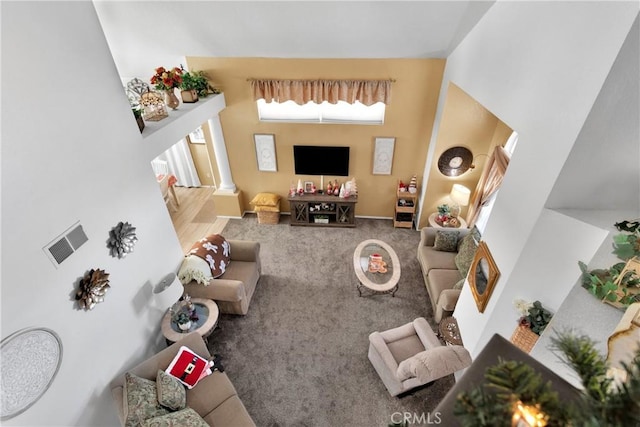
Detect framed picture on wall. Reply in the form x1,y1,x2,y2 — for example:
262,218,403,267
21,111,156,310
188,126,205,144
254,134,277,172
372,137,395,175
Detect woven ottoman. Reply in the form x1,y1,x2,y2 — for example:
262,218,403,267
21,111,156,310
250,193,281,224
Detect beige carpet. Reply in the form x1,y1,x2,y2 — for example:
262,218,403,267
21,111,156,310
210,215,455,426
191,199,217,223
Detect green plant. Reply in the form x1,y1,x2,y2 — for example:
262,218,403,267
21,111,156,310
454,331,640,426
527,301,553,335
173,311,190,325
579,261,640,307
437,204,451,216
578,219,640,309
180,69,219,97
613,232,640,261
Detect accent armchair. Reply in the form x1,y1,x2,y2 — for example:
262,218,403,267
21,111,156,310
182,240,261,315
368,317,472,397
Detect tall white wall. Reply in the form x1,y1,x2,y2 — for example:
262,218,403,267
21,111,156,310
439,2,639,355
1,3,187,425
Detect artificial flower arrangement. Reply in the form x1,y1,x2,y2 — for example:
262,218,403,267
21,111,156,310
513,298,553,335
436,204,452,225
150,66,183,91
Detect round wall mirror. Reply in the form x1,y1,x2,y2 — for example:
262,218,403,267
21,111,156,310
438,146,473,177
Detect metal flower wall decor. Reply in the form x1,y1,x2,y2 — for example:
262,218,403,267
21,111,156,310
75,269,110,310
108,221,138,258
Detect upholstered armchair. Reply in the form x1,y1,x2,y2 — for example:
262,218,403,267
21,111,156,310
368,317,472,397
181,240,261,315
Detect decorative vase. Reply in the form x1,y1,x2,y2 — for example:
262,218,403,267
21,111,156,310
178,320,191,331
164,89,180,110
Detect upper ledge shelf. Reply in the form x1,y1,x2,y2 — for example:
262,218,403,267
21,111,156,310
139,93,226,152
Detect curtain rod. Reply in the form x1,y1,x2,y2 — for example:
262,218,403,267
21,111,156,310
246,78,396,82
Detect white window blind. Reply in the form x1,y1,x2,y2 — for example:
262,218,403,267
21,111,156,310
257,99,385,124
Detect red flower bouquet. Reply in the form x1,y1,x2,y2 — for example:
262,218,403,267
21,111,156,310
150,66,183,90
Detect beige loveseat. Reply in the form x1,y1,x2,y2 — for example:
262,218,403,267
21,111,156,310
182,240,261,315
110,332,255,426
417,227,478,322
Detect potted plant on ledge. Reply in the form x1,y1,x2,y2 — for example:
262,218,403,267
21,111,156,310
180,67,220,102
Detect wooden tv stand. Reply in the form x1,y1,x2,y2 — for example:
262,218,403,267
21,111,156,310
288,193,357,227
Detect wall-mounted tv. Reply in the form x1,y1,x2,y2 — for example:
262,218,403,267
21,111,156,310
293,145,350,176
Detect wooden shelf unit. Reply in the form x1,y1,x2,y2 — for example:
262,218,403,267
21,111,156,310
288,193,357,227
394,182,418,229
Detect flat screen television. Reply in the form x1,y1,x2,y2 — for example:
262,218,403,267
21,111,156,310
293,145,350,176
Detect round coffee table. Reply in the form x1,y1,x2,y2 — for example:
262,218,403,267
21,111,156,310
161,298,219,345
353,239,401,296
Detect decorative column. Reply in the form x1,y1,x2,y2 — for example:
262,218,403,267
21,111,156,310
207,116,236,193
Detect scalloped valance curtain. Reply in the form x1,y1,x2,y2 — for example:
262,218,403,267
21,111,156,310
250,79,392,106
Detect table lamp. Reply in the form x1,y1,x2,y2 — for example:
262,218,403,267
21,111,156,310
449,184,471,218
153,272,184,306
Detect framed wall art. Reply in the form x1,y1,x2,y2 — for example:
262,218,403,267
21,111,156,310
254,134,277,172
372,137,395,175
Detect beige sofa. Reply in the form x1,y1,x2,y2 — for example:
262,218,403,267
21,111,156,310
110,332,255,426
417,227,477,322
182,240,261,315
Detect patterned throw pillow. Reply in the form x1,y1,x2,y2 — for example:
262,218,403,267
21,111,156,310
122,373,169,427
156,370,186,411
186,234,231,279
455,233,479,277
453,278,465,290
433,230,459,252
143,407,209,427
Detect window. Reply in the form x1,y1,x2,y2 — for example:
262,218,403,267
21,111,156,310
256,99,385,124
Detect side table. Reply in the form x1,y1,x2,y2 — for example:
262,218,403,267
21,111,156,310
161,298,219,345
428,212,467,230
439,316,463,346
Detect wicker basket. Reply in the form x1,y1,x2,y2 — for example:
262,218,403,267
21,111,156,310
510,325,539,353
257,210,280,225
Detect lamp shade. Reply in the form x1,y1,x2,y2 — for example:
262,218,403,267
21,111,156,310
450,184,471,206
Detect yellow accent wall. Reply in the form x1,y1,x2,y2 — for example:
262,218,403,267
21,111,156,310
185,57,445,217
417,83,513,229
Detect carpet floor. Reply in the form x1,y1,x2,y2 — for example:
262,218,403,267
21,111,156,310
208,215,454,426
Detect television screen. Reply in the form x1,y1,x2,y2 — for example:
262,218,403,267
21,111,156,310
293,145,350,176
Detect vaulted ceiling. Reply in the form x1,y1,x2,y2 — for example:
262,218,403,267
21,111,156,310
94,1,495,79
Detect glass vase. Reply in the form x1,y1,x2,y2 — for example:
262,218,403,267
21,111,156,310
164,89,180,110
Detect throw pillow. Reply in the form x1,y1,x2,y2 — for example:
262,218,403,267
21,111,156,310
143,407,209,427
122,373,169,427
165,346,213,389
455,233,478,277
156,370,186,411
250,192,281,207
186,234,231,279
453,278,465,290
433,230,459,252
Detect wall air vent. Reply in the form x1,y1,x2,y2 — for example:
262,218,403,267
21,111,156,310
43,222,88,267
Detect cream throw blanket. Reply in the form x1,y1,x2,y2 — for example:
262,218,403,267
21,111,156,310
396,345,472,382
